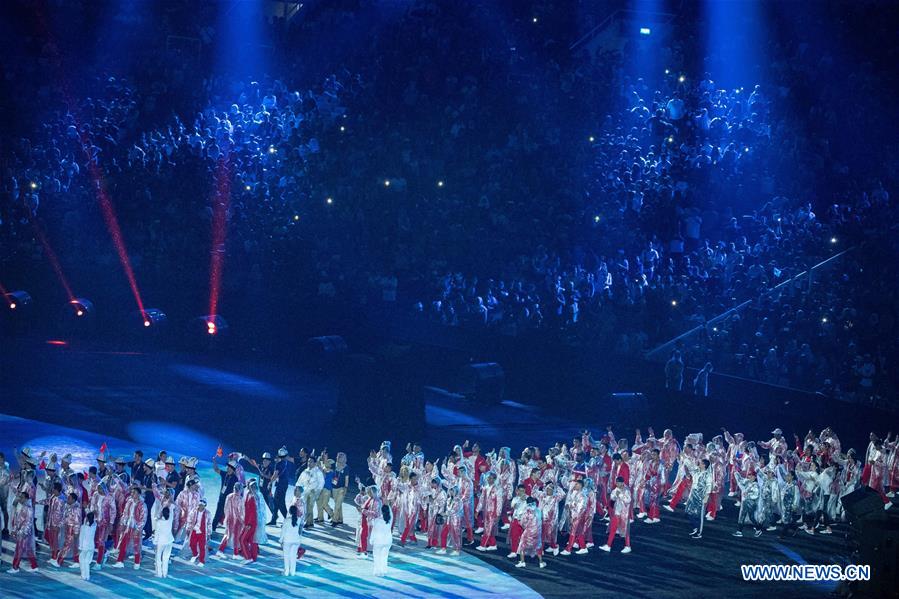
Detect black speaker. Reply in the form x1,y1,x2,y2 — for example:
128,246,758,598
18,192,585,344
459,363,505,404
842,486,888,524
854,519,899,597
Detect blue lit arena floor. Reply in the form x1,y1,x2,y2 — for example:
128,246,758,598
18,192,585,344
0,340,859,598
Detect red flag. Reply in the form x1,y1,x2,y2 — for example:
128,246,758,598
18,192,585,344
99,441,108,455
38,459,46,470
216,445,223,458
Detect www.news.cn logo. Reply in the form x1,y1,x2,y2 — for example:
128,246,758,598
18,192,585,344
741,564,871,582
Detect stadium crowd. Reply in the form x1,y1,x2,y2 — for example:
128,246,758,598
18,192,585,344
1,0,896,406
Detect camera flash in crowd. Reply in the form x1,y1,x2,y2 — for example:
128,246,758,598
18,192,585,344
384,179,391,187
340,125,346,132
830,237,837,244
667,136,674,144
664,69,670,75
594,215,601,223
326,197,334,205
588,136,595,142
294,214,300,221
822,317,828,323
532,17,538,23
268,146,277,154
9,303,16,310
678,75,686,83
30,181,38,189
437,180,444,187
671,300,677,307
245,185,251,191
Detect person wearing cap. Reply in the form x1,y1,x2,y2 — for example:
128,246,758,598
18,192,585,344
244,452,275,517
7,490,38,573
59,453,75,480
270,447,296,526
113,486,147,569
96,451,111,480
175,478,201,553
315,451,335,525
189,498,212,567
759,429,788,458
55,491,82,568
212,457,241,530
175,457,191,496
113,457,131,486
163,456,181,493
217,481,244,559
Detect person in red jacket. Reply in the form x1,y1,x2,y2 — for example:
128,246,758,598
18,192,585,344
112,486,146,569
239,479,260,563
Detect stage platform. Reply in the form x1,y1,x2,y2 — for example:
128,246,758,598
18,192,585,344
0,340,862,598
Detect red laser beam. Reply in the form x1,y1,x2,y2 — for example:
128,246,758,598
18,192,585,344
32,221,75,301
208,155,232,318
29,1,145,314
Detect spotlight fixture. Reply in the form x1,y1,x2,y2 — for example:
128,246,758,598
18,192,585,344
138,309,167,329
69,298,93,318
193,315,228,337
5,291,31,310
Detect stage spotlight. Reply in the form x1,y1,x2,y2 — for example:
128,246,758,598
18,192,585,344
192,315,228,337
69,298,93,318
138,309,167,328
5,291,32,310
639,27,651,36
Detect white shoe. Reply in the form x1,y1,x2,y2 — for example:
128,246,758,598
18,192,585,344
7,568,19,574
885,502,894,511
663,505,674,512
112,562,125,569
476,546,487,552
485,546,497,552
727,492,736,497
887,492,896,499
734,501,741,507
766,526,777,531
241,559,253,565
539,561,546,569
515,562,526,568
586,543,594,548
705,514,715,521
646,518,659,524
196,562,205,568
451,551,460,556
506,552,517,558
599,545,610,552
29,567,39,572
436,549,447,555
355,553,367,559
501,524,510,531
575,548,588,555
49,560,60,568
91,564,102,571
475,528,484,534
133,563,140,570
636,512,646,519
68,563,79,569
189,556,198,564
621,546,631,554
552,547,559,556
560,550,571,556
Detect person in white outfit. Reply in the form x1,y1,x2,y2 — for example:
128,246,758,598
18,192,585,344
279,505,302,576
370,504,393,576
153,506,175,578
78,512,97,581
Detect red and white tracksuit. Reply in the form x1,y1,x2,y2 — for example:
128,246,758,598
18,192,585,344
115,496,147,564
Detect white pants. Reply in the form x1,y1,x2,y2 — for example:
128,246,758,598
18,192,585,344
79,550,94,580
282,543,299,576
372,543,391,576
155,543,173,578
